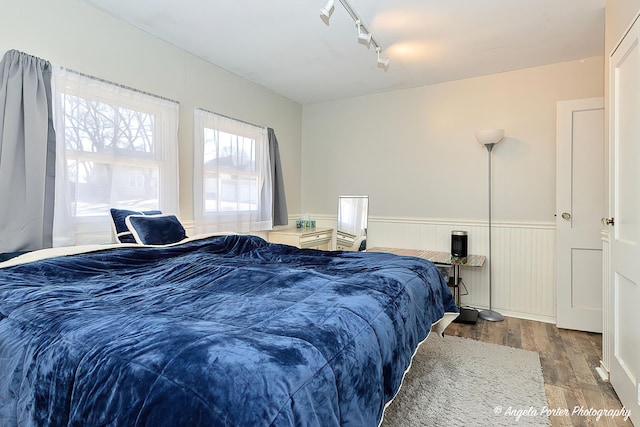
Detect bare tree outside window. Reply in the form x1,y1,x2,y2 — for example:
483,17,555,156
61,94,160,216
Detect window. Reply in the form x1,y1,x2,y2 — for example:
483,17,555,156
52,69,179,246
193,109,272,234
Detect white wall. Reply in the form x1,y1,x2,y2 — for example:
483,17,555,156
0,0,303,223
302,57,603,221
302,58,604,320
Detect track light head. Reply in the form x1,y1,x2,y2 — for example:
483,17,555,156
359,32,372,43
319,0,388,70
355,20,372,44
320,0,335,18
376,47,390,67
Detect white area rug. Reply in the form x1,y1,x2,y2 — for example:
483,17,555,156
382,334,551,426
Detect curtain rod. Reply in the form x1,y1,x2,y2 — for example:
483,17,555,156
196,107,265,130
60,67,179,105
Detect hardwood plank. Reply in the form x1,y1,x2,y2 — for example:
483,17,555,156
580,383,628,427
544,384,574,427
445,317,633,427
561,329,599,387
519,319,537,352
506,316,523,348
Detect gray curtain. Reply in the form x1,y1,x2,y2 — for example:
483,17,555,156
0,50,56,252
267,128,288,226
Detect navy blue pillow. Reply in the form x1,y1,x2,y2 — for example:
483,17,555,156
125,214,187,245
110,208,162,243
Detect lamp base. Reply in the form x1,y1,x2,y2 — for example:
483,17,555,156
478,309,504,322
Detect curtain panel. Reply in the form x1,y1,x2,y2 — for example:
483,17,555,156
268,128,288,226
0,50,56,252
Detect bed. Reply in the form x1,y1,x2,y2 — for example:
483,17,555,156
0,234,458,426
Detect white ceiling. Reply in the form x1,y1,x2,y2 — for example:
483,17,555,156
82,0,605,105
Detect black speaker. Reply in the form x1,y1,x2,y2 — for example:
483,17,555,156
451,231,468,257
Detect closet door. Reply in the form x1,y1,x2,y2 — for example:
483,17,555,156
608,14,640,426
556,97,604,333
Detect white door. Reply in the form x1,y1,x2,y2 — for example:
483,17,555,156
608,15,640,426
556,98,604,333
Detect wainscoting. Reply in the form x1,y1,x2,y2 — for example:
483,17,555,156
314,215,557,323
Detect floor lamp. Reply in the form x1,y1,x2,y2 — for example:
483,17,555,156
476,129,505,322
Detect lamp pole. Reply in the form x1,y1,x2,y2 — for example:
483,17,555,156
478,142,504,322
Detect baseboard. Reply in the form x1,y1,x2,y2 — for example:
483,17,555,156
466,306,556,324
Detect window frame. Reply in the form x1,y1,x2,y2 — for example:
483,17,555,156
193,109,272,234
52,69,179,245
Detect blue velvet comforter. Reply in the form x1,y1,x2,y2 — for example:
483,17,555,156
0,235,457,426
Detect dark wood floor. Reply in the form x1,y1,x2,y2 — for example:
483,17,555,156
445,316,633,427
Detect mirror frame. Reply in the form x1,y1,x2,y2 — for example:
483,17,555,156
336,195,368,251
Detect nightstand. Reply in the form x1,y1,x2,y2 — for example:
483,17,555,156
268,227,333,250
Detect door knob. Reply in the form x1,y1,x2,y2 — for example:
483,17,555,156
601,217,615,226
561,212,571,220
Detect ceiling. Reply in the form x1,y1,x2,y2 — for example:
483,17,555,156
82,0,605,105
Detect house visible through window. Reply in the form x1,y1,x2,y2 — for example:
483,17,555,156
203,128,257,213
52,69,179,246
194,109,272,234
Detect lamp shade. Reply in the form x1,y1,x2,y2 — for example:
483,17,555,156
476,129,505,146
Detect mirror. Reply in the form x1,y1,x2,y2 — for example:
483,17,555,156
336,195,368,251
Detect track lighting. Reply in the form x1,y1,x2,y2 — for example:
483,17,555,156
376,47,390,67
320,0,334,18
355,20,372,44
321,0,389,69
